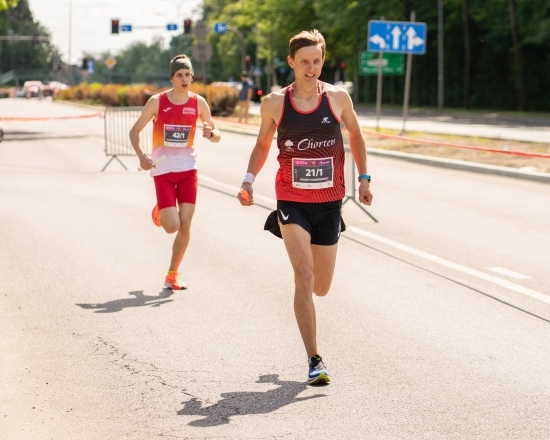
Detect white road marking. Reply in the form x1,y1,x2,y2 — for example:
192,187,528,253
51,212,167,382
198,175,550,307
346,226,550,306
487,267,531,280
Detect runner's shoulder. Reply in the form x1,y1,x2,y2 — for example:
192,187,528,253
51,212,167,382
261,87,286,108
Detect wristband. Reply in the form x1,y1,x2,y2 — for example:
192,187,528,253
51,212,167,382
242,172,255,184
358,173,371,183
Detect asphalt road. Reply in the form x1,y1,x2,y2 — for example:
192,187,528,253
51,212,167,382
1,99,549,439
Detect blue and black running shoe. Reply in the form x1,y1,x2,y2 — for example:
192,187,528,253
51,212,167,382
307,354,330,385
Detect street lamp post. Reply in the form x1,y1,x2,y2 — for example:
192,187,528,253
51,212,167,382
226,25,246,71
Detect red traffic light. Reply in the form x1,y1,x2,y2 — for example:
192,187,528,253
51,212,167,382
183,19,192,34
339,62,346,69
111,19,119,34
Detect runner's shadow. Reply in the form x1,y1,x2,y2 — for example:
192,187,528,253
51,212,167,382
178,374,326,427
76,290,174,313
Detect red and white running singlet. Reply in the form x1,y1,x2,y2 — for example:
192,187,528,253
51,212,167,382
275,82,345,203
150,91,198,177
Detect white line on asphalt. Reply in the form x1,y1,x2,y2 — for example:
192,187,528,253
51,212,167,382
346,226,550,305
198,174,550,307
487,266,531,280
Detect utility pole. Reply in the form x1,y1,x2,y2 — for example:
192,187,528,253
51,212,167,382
438,0,444,110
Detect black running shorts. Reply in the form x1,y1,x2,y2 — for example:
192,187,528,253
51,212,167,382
264,200,346,246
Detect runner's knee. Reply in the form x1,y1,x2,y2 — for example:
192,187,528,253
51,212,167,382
162,219,180,233
293,266,314,292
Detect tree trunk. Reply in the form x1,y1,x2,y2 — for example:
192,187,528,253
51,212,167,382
462,0,471,109
508,0,527,110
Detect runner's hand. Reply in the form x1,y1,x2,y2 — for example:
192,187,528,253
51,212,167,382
139,155,154,171
238,182,254,206
358,180,373,205
202,124,213,139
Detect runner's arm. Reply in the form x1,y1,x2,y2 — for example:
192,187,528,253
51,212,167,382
339,92,373,206
198,97,220,142
129,96,158,170
238,95,278,206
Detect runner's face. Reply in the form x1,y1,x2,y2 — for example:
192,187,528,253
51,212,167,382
171,69,193,90
288,45,324,83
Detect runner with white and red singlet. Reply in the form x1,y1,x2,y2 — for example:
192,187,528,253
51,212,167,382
238,30,373,385
130,54,221,290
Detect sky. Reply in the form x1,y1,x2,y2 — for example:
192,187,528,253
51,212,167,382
28,0,203,65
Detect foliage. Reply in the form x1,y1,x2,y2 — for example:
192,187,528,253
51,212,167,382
0,0,18,13
0,0,58,77
201,0,550,111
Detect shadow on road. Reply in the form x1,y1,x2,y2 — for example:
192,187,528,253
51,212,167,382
76,290,174,313
177,374,326,427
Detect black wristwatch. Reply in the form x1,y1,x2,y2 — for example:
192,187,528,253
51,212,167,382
358,174,371,183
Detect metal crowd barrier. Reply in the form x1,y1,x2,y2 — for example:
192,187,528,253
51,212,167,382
102,106,152,172
342,123,378,222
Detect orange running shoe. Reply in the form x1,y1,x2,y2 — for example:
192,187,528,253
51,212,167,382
164,271,188,290
152,204,161,227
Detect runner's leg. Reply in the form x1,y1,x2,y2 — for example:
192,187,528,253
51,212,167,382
311,244,338,296
159,207,180,233
168,202,195,272
280,223,318,358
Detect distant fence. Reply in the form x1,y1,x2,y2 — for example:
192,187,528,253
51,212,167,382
103,106,151,172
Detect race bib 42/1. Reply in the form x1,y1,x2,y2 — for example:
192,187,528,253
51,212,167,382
164,124,191,147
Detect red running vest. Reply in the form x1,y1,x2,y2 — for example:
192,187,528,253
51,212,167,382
275,82,345,203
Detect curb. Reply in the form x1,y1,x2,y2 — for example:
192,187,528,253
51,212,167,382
214,120,550,185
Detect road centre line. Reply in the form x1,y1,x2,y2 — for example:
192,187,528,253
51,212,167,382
346,226,549,305
487,266,531,280
199,174,550,307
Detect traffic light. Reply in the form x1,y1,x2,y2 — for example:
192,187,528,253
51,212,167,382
111,19,119,34
245,55,251,70
81,57,89,71
183,19,192,34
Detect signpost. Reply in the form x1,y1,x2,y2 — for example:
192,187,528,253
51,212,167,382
367,16,427,132
193,22,209,40
166,23,178,31
120,24,132,32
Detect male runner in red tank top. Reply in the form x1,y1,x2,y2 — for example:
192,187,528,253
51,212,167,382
130,54,220,290
238,30,373,385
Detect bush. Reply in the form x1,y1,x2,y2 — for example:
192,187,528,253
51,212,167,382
54,82,239,115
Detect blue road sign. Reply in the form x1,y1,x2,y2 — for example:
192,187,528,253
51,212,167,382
368,20,427,54
120,24,132,32
166,23,178,31
213,22,227,34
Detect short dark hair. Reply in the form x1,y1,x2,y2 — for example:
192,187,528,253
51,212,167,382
288,29,326,59
240,71,248,77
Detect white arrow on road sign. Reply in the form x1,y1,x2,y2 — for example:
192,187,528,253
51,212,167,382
368,20,427,54
369,34,386,50
406,27,424,50
391,26,402,49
